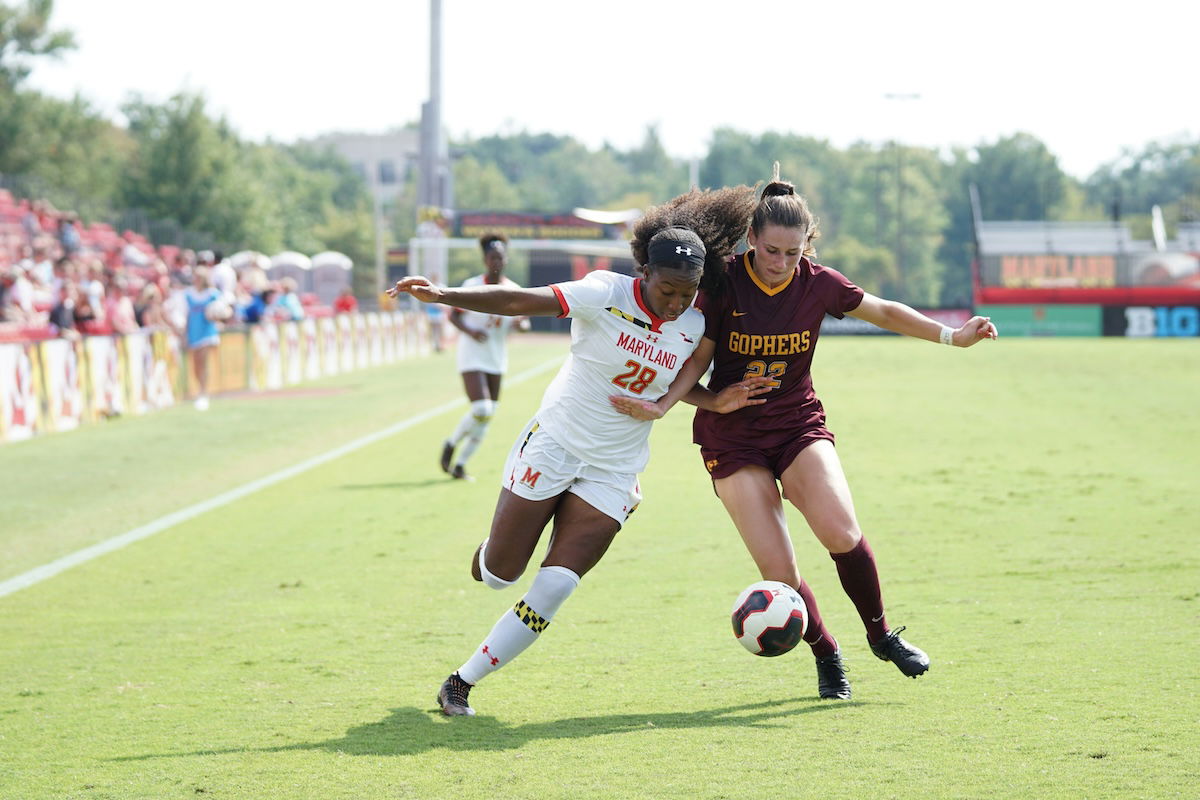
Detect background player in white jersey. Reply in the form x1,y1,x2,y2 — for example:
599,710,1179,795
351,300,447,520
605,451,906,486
441,232,529,480
387,186,771,717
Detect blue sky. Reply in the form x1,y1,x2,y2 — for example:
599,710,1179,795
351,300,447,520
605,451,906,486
27,0,1199,180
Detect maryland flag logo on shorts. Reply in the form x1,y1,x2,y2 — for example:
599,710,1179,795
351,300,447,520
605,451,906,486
705,458,720,473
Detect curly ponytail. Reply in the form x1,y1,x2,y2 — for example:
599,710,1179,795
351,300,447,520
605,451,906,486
629,185,756,294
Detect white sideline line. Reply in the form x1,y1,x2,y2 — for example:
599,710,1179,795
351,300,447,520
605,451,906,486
0,356,564,599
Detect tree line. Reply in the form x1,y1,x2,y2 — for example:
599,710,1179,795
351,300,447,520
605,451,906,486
3,1,1198,305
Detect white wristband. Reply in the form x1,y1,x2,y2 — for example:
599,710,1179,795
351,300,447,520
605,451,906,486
939,325,955,346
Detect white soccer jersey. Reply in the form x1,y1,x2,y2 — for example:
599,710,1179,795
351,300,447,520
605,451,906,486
455,274,521,374
536,270,704,474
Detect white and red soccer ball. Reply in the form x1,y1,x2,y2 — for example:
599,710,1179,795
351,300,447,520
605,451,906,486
731,580,808,657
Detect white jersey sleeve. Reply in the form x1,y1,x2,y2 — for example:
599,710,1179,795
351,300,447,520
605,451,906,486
534,270,704,474
455,274,519,374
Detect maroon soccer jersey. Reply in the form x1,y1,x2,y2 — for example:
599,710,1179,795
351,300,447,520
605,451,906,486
692,251,864,452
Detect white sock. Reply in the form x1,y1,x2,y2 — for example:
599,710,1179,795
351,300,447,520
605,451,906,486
447,410,475,447
454,430,484,468
456,566,580,685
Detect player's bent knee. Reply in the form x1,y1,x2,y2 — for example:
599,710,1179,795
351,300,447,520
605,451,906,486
470,399,495,421
477,538,521,589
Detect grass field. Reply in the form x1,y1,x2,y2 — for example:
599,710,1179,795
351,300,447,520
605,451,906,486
1,334,1198,799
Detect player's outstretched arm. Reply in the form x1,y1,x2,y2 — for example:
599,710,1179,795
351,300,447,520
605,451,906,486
849,293,998,347
388,276,561,317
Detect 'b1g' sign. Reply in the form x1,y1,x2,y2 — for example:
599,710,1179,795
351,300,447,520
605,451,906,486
1103,306,1200,337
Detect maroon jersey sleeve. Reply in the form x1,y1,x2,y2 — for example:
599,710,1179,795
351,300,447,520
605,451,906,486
812,263,864,319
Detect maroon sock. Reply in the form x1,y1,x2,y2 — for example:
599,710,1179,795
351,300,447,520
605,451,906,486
830,536,888,642
795,579,838,658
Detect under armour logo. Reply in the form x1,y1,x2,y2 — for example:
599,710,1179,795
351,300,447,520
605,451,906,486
675,246,692,255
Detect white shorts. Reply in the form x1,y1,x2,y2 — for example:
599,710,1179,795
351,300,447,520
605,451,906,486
456,334,507,374
501,418,642,525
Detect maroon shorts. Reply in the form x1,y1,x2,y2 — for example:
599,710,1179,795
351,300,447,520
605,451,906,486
699,426,835,482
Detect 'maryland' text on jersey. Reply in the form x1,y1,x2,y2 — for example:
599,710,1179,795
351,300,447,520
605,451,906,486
616,331,678,369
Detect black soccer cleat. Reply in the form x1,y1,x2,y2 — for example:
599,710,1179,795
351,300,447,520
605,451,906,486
436,672,475,716
451,464,474,482
440,442,455,474
868,626,930,678
814,650,852,699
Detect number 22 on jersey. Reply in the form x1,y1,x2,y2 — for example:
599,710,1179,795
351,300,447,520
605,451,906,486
743,360,786,387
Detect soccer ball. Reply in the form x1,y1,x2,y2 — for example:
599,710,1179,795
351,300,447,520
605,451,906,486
730,580,808,657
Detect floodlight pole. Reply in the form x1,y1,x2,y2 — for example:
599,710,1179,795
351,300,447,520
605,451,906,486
417,0,451,289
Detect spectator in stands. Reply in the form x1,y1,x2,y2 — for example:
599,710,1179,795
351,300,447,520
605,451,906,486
209,249,238,306
80,260,107,324
134,282,166,329
26,242,54,289
120,230,150,268
172,249,195,282
0,264,37,324
21,202,42,240
49,279,83,340
163,272,188,333
333,285,358,314
241,286,277,324
270,277,305,321
58,215,82,256
238,256,269,298
104,275,139,335
72,277,99,329
50,257,71,305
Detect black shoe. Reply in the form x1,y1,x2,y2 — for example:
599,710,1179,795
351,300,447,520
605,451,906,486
868,626,930,678
451,464,473,482
436,672,475,716
440,442,455,473
814,650,852,699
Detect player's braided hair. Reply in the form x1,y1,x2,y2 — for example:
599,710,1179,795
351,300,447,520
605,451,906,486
751,161,820,257
629,185,757,293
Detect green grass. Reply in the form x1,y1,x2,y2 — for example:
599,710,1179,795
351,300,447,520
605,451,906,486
1,336,1198,799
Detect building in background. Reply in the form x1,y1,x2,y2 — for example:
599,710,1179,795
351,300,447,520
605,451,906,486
308,129,420,302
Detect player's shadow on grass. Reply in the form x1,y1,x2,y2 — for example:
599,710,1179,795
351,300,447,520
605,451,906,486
115,698,863,762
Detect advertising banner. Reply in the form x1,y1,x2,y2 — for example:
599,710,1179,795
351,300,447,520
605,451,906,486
40,338,85,432
281,322,302,386
319,316,339,377
0,342,41,441
84,336,124,418
1102,305,1200,337
249,323,282,391
301,318,322,382
1,310,431,445
214,331,248,395
367,313,383,366
975,305,1101,336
